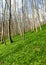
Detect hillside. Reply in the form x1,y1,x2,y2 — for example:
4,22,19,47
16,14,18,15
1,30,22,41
0,24,46,65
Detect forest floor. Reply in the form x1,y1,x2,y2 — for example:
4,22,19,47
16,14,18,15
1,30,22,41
0,24,46,65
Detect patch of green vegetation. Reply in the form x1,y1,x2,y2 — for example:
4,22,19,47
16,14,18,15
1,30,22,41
0,24,46,65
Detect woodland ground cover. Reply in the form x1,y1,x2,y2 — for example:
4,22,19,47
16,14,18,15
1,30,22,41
0,24,46,65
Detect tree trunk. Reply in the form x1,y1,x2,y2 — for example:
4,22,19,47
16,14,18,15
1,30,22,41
8,0,13,43
1,1,5,44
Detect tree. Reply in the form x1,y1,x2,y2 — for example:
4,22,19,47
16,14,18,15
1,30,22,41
42,0,45,24
22,0,25,39
35,0,42,31
8,0,13,43
1,0,5,44
1,14,4,43
31,0,35,31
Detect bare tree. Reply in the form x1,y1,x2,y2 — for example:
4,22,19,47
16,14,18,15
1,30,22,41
35,0,42,31
22,0,26,39
1,0,5,44
8,0,13,43
41,0,46,24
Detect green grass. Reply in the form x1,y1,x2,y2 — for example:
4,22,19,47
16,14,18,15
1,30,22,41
0,24,46,65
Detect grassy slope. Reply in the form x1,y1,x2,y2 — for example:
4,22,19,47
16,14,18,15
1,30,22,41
0,24,46,65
